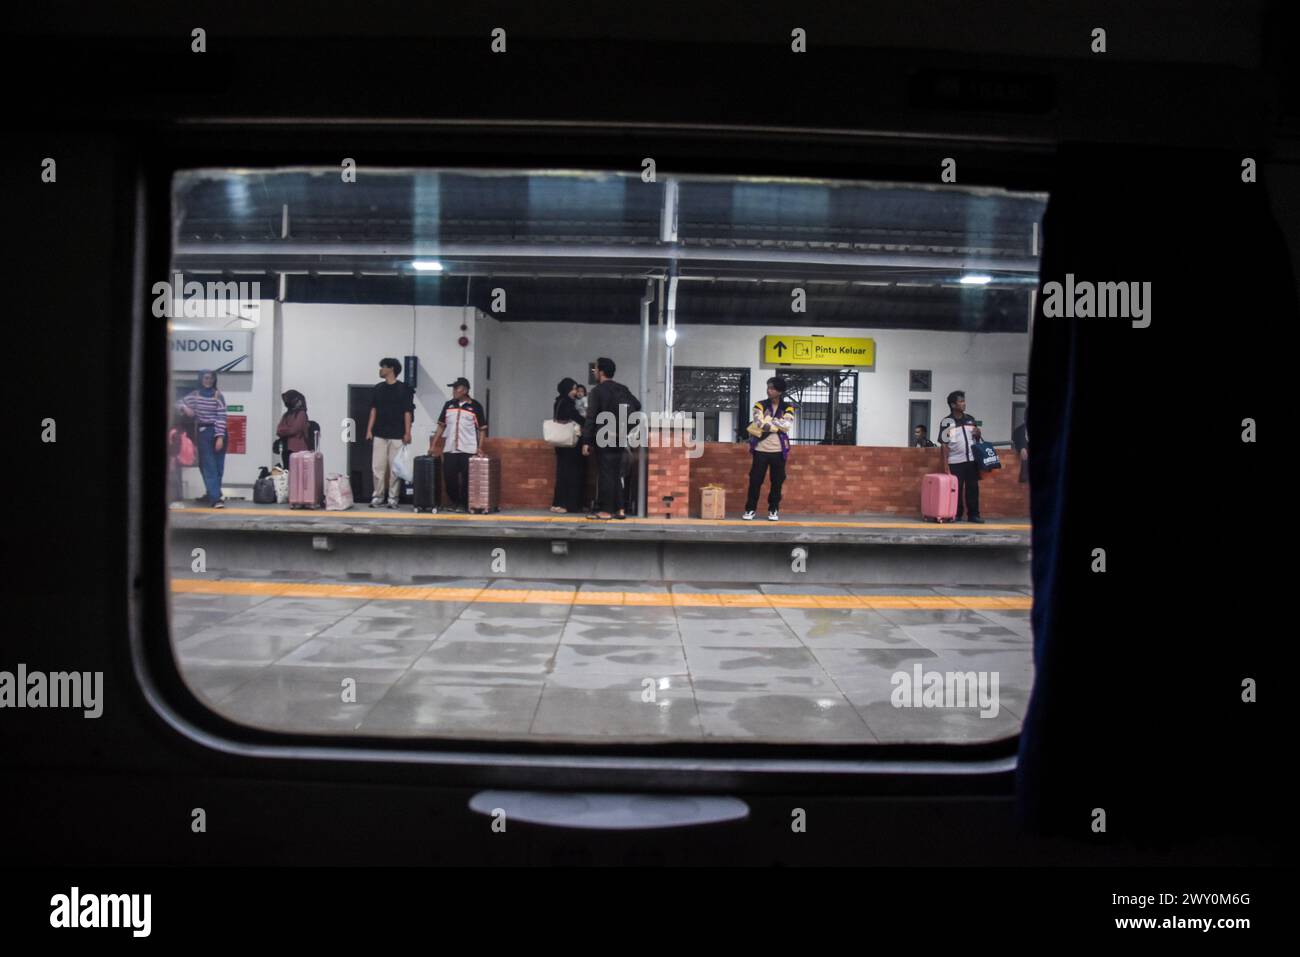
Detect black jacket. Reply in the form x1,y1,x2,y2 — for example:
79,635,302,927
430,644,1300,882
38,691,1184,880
580,379,641,449
554,394,585,426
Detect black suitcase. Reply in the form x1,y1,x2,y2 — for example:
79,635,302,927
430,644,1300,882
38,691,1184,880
413,454,441,512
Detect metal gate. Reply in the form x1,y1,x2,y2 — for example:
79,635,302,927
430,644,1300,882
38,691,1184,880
672,366,751,442
777,369,859,445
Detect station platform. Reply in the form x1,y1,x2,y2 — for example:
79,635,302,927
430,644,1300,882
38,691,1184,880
171,573,1033,744
170,505,1032,586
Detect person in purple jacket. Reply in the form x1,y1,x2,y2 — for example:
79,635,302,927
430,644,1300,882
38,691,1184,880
176,370,229,508
742,377,796,522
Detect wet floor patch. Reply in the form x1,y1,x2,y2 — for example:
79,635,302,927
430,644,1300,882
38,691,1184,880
170,576,1033,744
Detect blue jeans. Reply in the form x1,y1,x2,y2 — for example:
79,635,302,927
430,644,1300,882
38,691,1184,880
197,426,227,502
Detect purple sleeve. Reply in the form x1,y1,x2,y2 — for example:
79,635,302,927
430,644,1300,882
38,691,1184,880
213,394,228,437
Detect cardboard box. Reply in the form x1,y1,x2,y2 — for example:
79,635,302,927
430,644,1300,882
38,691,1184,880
700,485,726,519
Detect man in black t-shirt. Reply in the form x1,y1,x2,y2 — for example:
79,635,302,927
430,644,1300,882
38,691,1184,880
365,357,414,508
579,356,641,520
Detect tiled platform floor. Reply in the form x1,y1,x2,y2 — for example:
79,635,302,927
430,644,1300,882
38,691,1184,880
172,573,1033,744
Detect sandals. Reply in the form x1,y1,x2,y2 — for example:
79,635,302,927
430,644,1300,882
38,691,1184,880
587,511,613,521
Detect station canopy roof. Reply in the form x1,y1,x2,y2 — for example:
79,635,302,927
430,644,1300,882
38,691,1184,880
172,169,1046,332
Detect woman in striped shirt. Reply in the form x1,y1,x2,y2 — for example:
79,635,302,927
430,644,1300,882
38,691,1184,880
176,370,228,508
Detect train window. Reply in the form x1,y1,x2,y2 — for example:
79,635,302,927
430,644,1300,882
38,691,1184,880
162,165,1044,748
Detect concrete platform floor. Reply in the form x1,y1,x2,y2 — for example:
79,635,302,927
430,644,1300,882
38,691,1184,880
171,572,1034,745
170,504,1032,547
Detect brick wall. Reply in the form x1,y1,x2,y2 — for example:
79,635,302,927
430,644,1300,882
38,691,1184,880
481,438,557,509
645,438,692,520
688,444,1029,518
482,438,1029,518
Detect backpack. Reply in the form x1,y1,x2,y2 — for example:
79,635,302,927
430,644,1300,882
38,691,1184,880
253,466,278,503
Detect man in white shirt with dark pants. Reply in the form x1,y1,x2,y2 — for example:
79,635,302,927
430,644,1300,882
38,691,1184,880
937,389,984,524
430,377,487,512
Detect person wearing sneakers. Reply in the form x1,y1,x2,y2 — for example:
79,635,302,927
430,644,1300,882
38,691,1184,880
430,377,487,512
579,357,641,521
937,389,984,523
175,369,228,508
742,377,795,522
365,358,414,509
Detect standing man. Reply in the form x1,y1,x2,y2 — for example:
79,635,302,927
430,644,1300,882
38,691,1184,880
430,376,487,512
937,390,984,523
742,376,795,521
366,357,414,509
580,357,641,520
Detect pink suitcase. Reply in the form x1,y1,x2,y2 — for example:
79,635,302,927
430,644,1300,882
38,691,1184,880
922,472,959,522
467,453,500,514
289,448,324,509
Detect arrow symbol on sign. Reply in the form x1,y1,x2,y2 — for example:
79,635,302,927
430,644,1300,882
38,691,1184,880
773,340,788,356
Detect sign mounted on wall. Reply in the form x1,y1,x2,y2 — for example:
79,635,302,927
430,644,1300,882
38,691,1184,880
225,415,246,455
763,335,875,367
169,330,253,373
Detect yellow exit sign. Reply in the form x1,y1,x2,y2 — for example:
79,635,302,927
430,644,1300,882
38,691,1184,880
763,335,875,366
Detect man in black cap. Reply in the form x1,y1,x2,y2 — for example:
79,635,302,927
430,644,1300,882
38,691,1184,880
430,377,487,512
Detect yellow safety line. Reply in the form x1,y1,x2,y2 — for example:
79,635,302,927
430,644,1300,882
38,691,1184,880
170,578,1032,610
171,507,1030,532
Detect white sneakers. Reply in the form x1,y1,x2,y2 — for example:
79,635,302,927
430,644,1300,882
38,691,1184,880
742,509,780,521
741,510,756,520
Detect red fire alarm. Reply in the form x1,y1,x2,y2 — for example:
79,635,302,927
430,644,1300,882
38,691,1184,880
458,336,469,347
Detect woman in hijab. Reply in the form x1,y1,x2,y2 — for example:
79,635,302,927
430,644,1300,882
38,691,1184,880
275,389,311,471
550,377,586,513
175,370,229,508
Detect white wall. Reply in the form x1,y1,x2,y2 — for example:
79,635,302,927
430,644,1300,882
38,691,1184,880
173,301,1028,498
484,321,646,441
671,324,1029,446
280,303,478,477
472,310,499,432
481,321,1028,446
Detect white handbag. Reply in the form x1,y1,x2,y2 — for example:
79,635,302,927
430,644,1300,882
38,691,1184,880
270,466,290,503
324,473,354,511
543,419,581,447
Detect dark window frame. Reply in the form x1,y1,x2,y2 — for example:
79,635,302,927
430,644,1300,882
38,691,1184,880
132,122,1051,791
672,365,750,442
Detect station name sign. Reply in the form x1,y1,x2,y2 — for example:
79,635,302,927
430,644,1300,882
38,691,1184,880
169,330,253,372
763,335,875,367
